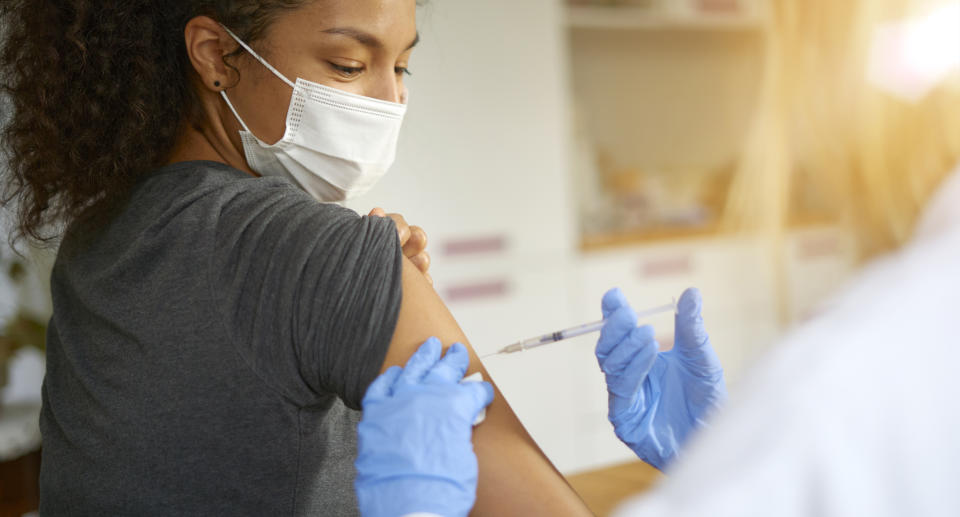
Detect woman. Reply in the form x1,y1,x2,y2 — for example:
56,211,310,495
0,1,595,515
351,0,960,515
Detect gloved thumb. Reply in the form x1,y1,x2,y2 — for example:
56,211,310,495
462,381,494,420
674,288,724,379
601,287,629,319
674,288,709,354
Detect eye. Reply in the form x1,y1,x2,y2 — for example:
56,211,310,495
330,63,364,78
395,66,412,77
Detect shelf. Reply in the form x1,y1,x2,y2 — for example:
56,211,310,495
565,5,763,31
579,215,841,252
580,223,722,251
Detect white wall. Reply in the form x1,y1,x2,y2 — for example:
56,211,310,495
345,0,595,472
344,0,853,476
346,0,576,259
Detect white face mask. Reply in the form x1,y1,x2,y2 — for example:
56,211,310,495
219,26,407,202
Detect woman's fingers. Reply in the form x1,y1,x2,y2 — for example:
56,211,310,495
403,225,428,257
408,249,431,275
403,226,431,277
371,210,431,276
384,212,411,246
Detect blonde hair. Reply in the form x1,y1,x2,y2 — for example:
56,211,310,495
726,0,960,259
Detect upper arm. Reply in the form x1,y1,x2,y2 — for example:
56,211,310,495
380,257,593,517
213,186,402,408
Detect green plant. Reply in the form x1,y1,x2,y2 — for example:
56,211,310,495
0,260,47,389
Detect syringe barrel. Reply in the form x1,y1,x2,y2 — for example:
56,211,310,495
501,342,525,354
494,299,675,356
558,320,606,340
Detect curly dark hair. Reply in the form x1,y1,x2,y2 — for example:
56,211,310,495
0,0,309,245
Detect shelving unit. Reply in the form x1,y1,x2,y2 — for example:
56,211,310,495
566,4,764,31
566,2,767,250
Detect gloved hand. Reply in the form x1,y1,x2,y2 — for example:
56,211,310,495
596,287,727,471
355,337,494,517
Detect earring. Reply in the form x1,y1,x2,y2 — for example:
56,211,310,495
214,80,221,88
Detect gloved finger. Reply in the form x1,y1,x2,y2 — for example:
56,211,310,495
609,347,657,413
395,337,443,387
600,325,657,376
368,207,386,218
423,342,470,385
673,288,725,374
363,365,403,403
402,225,428,258
597,304,638,359
674,288,710,352
601,287,629,319
461,380,495,416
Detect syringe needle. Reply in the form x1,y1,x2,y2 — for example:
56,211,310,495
481,299,676,358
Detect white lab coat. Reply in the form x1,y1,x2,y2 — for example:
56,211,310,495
615,165,960,517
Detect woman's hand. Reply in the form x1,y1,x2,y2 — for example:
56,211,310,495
369,207,431,284
596,287,727,471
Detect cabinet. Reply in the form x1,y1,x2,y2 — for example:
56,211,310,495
782,226,857,323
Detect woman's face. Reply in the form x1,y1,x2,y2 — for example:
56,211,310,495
222,0,417,146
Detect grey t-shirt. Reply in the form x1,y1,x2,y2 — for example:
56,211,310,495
38,161,403,516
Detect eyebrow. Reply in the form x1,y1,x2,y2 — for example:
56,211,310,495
321,27,421,51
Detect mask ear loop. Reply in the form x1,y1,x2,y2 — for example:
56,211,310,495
220,90,252,133
219,24,297,89
218,24,298,138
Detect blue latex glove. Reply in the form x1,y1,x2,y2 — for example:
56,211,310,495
596,287,727,471
355,337,494,517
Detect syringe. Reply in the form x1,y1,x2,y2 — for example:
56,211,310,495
481,300,676,358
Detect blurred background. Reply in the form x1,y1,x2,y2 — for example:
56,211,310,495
3,0,957,515
345,0,854,500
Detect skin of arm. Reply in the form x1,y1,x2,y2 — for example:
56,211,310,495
380,257,593,516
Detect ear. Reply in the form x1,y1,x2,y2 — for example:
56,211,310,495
184,16,239,92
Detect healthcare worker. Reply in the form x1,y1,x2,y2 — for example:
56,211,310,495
0,1,597,515
351,0,960,515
